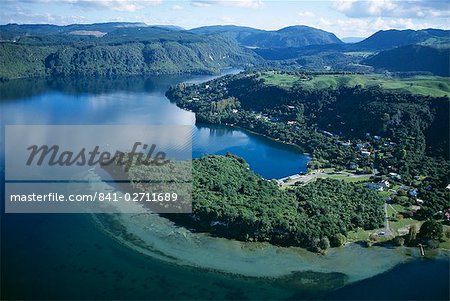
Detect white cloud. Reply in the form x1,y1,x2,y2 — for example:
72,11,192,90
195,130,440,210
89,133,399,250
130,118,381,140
303,15,447,38
333,0,450,19
0,6,87,24
191,0,264,9
79,0,162,12
319,17,332,27
5,0,162,12
297,11,315,18
171,4,184,11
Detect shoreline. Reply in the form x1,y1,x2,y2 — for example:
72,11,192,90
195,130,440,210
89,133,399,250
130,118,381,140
195,121,310,157
87,201,426,283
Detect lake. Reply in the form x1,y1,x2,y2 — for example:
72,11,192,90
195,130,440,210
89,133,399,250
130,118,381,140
0,73,448,300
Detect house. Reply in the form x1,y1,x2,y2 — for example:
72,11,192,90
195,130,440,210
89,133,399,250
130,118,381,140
361,150,371,156
341,141,351,147
409,189,418,197
381,180,390,188
416,199,424,205
389,172,402,181
366,182,385,191
444,209,450,221
210,220,227,227
348,163,358,170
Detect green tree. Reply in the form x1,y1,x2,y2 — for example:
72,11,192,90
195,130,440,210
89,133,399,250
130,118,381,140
406,224,417,244
418,220,443,241
319,237,331,250
330,233,346,247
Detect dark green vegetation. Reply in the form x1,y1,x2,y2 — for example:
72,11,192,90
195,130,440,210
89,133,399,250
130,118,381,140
0,23,258,80
354,28,450,50
364,45,450,76
166,71,450,222
167,154,384,251
262,28,449,73
1,23,449,80
190,25,343,48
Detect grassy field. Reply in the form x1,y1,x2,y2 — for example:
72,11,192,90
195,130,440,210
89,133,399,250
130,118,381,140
259,72,302,87
390,218,420,233
317,173,372,183
346,228,370,242
259,72,450,97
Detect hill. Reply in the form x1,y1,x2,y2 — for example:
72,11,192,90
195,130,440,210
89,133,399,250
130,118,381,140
0,22,148,41
355,29,450,50
190,25,343,48
190,25,263,42
166,71,450,221
364,45,450,76
0,24,260,80
129,154,384,251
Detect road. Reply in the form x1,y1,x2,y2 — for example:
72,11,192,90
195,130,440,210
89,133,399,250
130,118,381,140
383,202,393,237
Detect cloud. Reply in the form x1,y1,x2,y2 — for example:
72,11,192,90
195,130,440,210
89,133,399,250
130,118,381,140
333,0,450,19
0,6,87,24
171,4,184,11
191,0,264,9
318,17,332,27
297,11,315,18
4,0,162,12
306,15,446,37
75,0,162,12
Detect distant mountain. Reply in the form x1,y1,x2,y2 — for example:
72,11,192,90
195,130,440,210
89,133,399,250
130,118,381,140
0,24,260,80
151,25,185,31
190,25,343,48
363,45,450,76
190,25,262,41
0,22,147,40
341,37,365,43
355,29,450,50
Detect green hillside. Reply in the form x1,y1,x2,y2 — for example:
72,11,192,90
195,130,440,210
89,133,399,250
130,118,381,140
363,45,450,77
0,26,259,80
259,72,450,97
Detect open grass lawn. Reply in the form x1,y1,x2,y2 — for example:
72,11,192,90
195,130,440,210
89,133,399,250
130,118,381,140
390,218,420,233
347,228,370,242
259,72,450,97
322,174,371,183
259,72,302,87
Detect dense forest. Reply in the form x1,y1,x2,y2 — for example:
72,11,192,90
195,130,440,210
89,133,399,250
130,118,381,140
130,154,385,251
166,71,450,219
0,25,258,80
190,25,342,48
364,45,450,76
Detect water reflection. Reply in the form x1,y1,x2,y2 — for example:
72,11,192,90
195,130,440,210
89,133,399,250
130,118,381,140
0,73,308,178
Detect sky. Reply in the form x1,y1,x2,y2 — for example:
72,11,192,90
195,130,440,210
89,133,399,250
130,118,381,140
0,0,449,38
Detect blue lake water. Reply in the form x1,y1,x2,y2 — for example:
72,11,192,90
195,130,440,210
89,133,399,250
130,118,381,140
0,74,308,179
0,73,448,300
